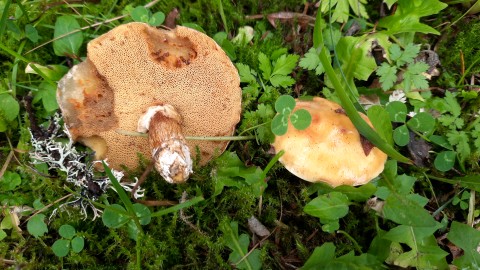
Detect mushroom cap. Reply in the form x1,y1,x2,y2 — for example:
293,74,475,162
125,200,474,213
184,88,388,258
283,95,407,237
272,97,387,187
57,22,242,170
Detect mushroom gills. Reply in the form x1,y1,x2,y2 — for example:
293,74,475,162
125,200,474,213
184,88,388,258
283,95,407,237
138,105,193,183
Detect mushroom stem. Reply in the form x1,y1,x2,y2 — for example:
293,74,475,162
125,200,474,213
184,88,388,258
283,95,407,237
138,105,193,183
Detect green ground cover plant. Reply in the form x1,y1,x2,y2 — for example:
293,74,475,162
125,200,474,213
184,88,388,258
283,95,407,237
1,0,480,269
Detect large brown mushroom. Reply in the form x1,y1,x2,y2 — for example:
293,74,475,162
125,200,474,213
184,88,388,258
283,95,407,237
272,97,387,187
57,22,242,183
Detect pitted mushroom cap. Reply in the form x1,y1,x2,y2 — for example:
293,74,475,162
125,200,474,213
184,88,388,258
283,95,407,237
57,22,242,170
272,97,387,187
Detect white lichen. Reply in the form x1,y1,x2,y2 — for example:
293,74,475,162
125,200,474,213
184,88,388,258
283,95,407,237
30,113,144,220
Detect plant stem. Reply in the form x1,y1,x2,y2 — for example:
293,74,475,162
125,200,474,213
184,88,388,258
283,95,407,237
336,230,363,254
116,129,255,141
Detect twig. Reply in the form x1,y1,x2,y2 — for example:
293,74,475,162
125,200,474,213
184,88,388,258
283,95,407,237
179,191,206,236
0,150,14,179
22,193,73,224
234,227,278,267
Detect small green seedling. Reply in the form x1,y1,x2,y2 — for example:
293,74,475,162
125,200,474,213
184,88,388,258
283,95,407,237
52,224,84,257
130,6,165,27
453,191,470,210
102,203,151,240
221,220,261,270
271,95,312,136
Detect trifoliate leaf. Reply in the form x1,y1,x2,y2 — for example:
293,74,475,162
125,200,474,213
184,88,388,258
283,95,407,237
386,101,407,123
376,63,397,90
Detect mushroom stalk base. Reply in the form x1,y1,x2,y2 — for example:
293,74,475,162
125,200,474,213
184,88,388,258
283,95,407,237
139,105,193,183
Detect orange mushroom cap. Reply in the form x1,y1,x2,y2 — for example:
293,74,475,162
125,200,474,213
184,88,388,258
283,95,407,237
272,97,388,187
57,22,242,171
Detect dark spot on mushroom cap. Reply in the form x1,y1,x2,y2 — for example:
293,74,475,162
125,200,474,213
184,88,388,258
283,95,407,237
360,135,374,156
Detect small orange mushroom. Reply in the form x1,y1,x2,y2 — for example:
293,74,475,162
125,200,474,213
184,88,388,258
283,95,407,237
272,97,387,187
57,22,242,183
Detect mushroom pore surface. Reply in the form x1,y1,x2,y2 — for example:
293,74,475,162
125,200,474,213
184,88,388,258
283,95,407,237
57,22,242,170
272,97,387,187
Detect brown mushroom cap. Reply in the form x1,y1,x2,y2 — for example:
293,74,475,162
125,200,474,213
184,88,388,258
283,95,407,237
57,22,241,170
272,97,387,187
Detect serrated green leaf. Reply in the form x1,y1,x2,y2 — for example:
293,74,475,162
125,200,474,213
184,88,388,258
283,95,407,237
59,224,76,239
378,0,447,35
393,125,410,146
299,48,320,70
52,239,70,257
376,63,397,90
447,130,471,163
0,171,21,191
444,91,461,116
269,74,295,88
71,236,84,253
53,15,83,57
258,52,271,80
27,214,48,238
290,109,311,130
236,63,257,83
271,54,299,77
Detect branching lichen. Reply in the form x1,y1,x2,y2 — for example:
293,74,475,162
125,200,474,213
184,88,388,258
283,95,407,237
29,113,144,219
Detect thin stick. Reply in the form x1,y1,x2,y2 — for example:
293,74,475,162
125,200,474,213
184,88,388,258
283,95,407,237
115,129,255,141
